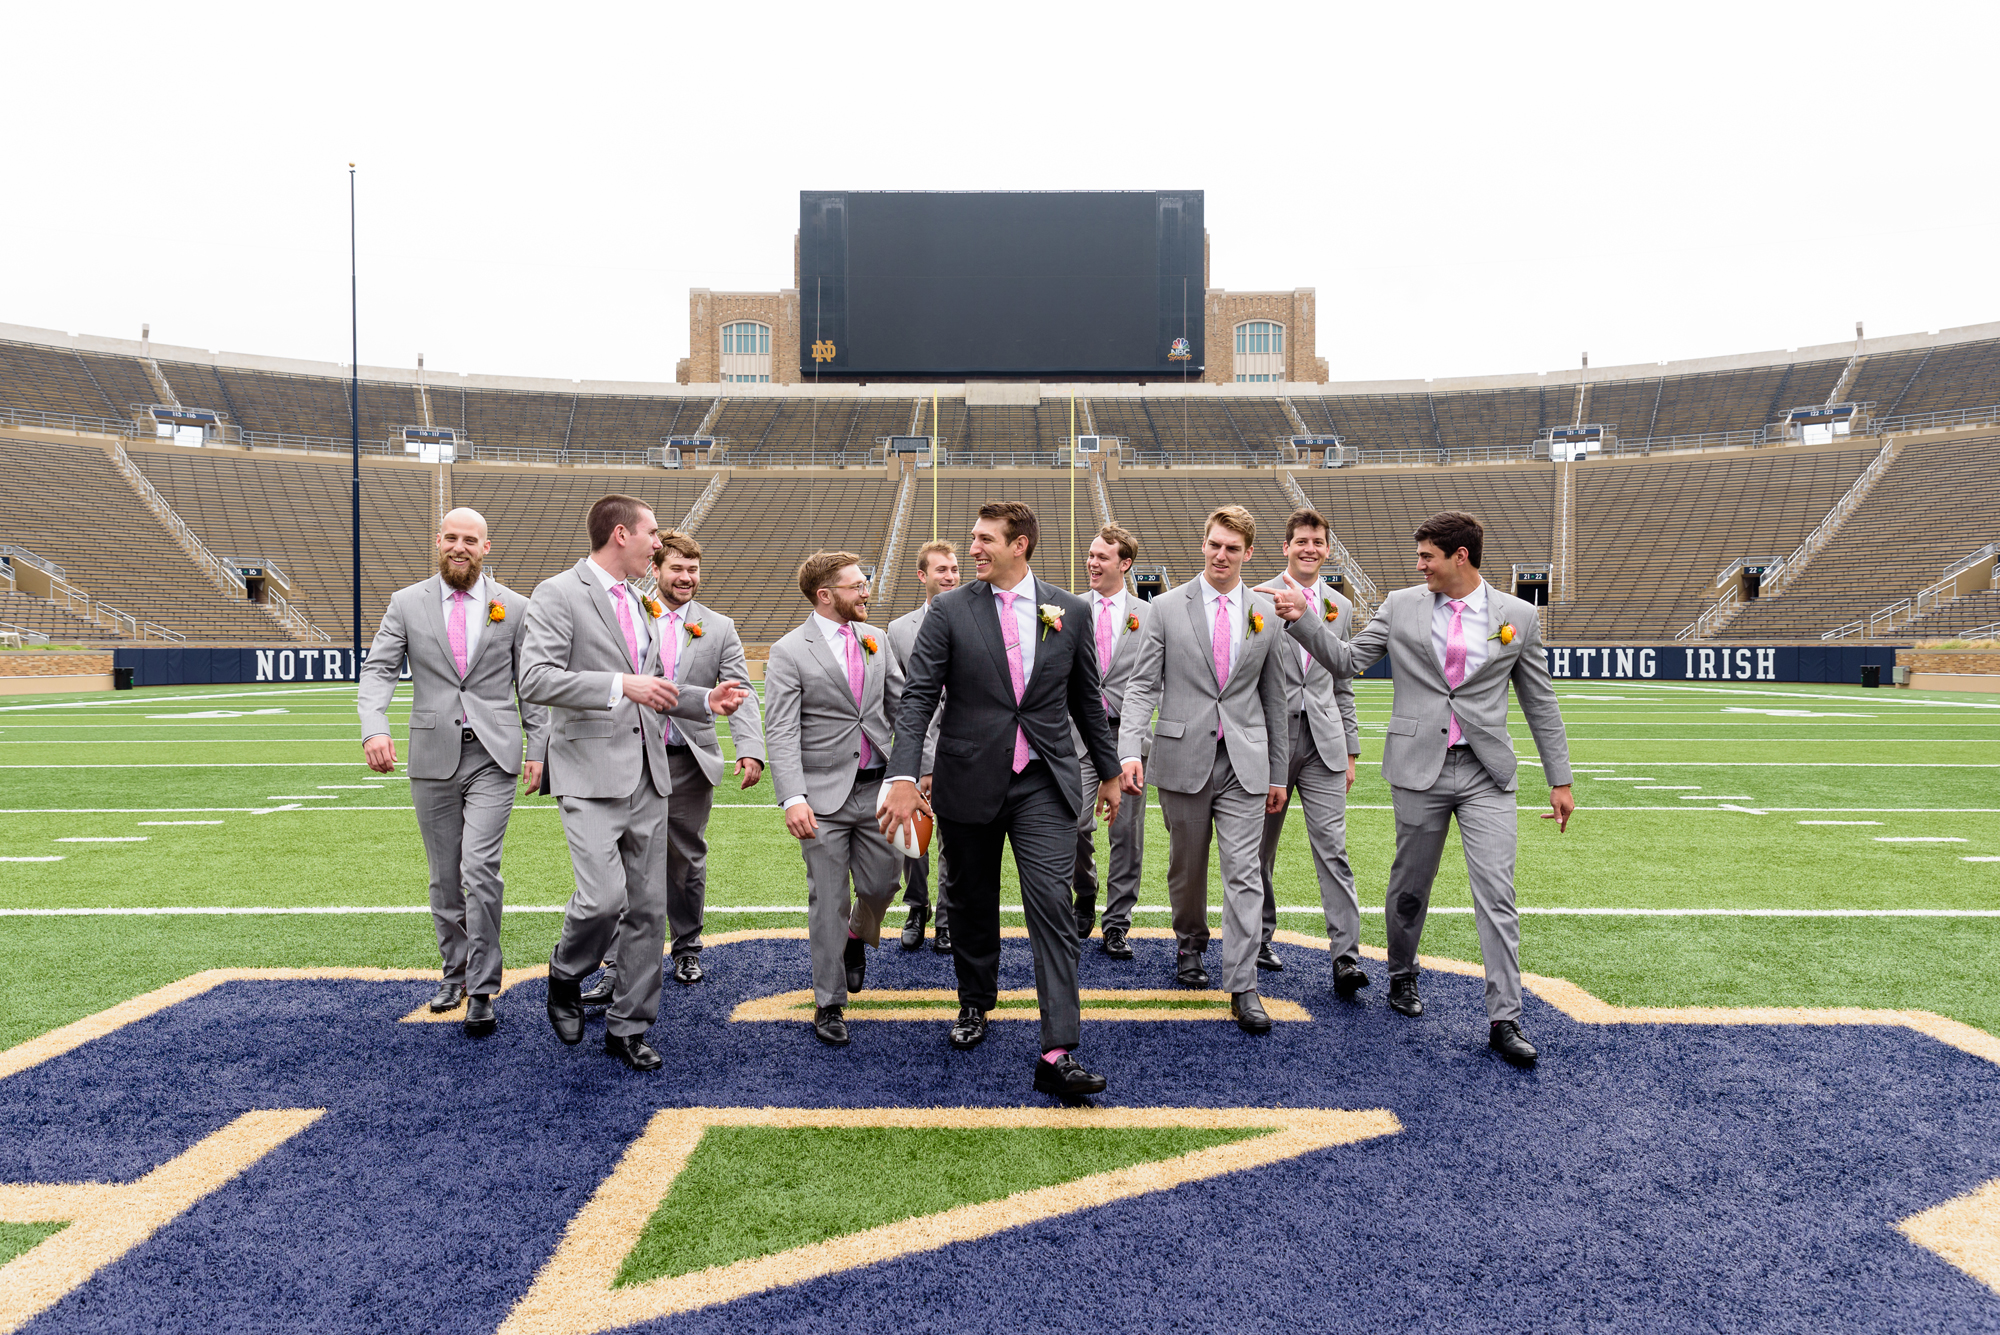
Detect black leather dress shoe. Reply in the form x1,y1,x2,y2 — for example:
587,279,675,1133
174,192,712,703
546,977,585,1046
1333,958,1371,996
673,955,703,986
1489,1020,1539,1067
578,971,615,1008
604,1032,662,1071
1230,990,1273,1034
428,981,466,1013
899,904,929,950
1176,950,1210,988
932,922,954,955
1100,927,1134,960
463,994,496,1037
1256,944,1284,971
844,937,867,992
1074,906,1096,940
1033,1052,1107,1101
814,1005,850,1047
1387,975,1424,1018
949,1006,987,1050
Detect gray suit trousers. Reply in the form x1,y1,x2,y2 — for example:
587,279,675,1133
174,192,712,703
550,752,670,1038
664,746,714,958
1386,748,1522,1023
1159,739,1267,995
412,735,516,995
803,775,902,1007
1260,716,1359,964
1075,750,1145,933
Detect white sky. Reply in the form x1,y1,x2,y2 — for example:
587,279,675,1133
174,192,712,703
6,1,1996,386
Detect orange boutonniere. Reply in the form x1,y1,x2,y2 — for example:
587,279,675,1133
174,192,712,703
1322,595,1338,623
643,595,665,619
1488,622,1516,646
861,634,878,655
486,599,505,624
1247,606,1265,634
686,619,705,639
1125,611,1140,633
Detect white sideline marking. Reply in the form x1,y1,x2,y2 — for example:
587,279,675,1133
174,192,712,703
316,785,384,790
1875,837,1968,843
54,837,148,843
145,708,291,718
138,821,223,826
1719,804,1768,815
0,857,63,863
1721,708,1875,718
1965,857,2000,863
1591,776,1655,782
265,795,339,800
0,687,363,713
1685,794,1754,799
1634,786,1699,790
4,904,2000,919
1799,820,1883,826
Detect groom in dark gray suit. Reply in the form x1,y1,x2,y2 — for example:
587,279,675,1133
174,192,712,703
880,501,1124,1100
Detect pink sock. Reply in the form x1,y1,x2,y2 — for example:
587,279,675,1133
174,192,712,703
848,930,858,940
1042,1048,1068,1063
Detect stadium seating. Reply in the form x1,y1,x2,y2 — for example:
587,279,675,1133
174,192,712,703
1865,338,2000,420
452,466,715,594
691,474,900,643
1104,474,1304,590
1291,466,1555,598
1722,434,2000,640
0,589,117,642
1901,589,2000,638
0,434,291,641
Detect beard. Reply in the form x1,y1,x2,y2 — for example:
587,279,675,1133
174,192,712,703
438,550,483,592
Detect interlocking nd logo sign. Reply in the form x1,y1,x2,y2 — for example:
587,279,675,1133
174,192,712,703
811,340,837,363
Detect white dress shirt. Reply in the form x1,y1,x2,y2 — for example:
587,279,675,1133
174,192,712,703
781,612,870,812
439,572,489,672
992,570,1041,765
589,556,648,708
656,599,713,745
1199,576,1246,675
1432,578,1490,741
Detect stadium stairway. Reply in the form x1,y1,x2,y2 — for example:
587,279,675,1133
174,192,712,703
0,589,118,642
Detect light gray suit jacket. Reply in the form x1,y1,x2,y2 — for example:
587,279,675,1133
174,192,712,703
765,616,905,816
1287,582,1572,793
654,598,765,787
1254,576,1359,763
885,603,941,777
1117,580,1289,796
1072,587,1152,760
358,575,548,780
518,558,712,801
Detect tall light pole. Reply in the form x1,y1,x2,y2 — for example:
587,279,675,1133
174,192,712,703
349,164,361,671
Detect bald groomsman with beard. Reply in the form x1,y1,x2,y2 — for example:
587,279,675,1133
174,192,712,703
358,507,548,1037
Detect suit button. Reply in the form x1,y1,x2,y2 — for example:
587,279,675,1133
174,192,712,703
1440,728,1448,734
632,727,641,734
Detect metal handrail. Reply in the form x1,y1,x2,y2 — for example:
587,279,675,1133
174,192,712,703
91,602,138,638
1676,584,1740,641
1278,469,1379,616
143,622,186,642
0,545,65,580
1865,404,2000,437
0,622,50,644
1939,541,2000,582
112,442,248,596
0,404,137,438
1758,436,1900,600
1822,620,1863,640
1869,599,1912,636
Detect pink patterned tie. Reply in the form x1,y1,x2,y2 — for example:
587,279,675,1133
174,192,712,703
1097,596,1116,713
1212,590,1231,738
840,625,874,768
996,590,1031,772
611,585,640,672
447,590,469,676
662,609,681,746
1444,598,1467,746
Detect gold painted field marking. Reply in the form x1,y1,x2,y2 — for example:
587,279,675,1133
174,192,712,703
1899,1178,2000,1294
730,988,1313,1023
494,1105,1399,1335
0,1109,323,1335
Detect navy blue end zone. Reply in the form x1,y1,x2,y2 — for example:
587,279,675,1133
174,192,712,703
2,939,1998,1333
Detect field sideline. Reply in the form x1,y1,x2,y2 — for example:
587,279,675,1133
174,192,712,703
1,676,1995,1048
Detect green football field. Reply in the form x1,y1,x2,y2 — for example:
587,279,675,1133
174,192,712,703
0,676,1995,1050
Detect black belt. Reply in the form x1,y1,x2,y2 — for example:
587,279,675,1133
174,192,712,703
1448,742,1475,753
461,728,478,744
665,743,692,756
856,765,886,783
1105,715,1120,731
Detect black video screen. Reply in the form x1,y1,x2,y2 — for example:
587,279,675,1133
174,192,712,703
798,191,1204,378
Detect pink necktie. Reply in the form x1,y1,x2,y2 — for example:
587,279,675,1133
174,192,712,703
611,585,640,672
1444,599,1467,746
662,609,681,745
447,590,469,676
840,624,875,768
1212,591,1231,739
1097,596,1116,713
996,590,1031,772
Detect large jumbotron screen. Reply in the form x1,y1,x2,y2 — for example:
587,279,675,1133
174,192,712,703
797,190,1205,379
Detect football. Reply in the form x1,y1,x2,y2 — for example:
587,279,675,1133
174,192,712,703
875,783,934,858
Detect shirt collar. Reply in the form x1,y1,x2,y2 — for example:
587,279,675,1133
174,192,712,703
988,569,1036,600
1437,578,1488,613
587,558,628,597
813,611,855,641
1202,577,1240,606
442,573,485,604
1094,587,1122,610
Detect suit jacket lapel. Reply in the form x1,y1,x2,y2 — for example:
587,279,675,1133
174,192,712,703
970,582,1014,694
807,619,860,712
1459,589,1520,688
1186,585,1221,690
1398,591,1450,691
421,576,461,678
576,560,639,671
669,601,700,682
462,576,501,678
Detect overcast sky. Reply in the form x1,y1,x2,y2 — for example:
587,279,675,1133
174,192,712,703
7,2,1996,386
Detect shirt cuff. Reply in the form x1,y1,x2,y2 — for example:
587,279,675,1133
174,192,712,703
781,796,809,811
609,674,623,709
362,732,390,743
885,774,918,786
1118,756,1141,765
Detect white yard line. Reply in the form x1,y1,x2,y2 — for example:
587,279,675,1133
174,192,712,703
0,857,62,863
137,821,224,826
1799,820,1883,825
0,686,362,713
1965,857,2000,864
1875,837,1969,843
265,795,341,800
53,836,148,843
1634,786,1700,790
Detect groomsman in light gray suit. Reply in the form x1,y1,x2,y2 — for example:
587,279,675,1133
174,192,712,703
764,550,906,1048
1276,510,1573,1067
519,495,750,1071
884,539,955,953
359,507,547,1037
1118,505,1290,1034
579,530,766,1004
1072,523,1149,960
1253,508,1363,988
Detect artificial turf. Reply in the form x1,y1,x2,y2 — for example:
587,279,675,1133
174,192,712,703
0,1220,67,1266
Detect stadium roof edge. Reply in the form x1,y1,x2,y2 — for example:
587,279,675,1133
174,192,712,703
4,317,1999,400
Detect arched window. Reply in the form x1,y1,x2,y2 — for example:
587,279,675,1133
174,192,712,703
720,321,772,383
1233,320,1285,383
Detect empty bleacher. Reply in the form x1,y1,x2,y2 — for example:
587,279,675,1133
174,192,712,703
451,466,716,597
689,474,900,643
1864,338,2000,420
1722,434,2000,640
0,590,118,642
874,474,1108,623
1104,473,1304,590
1292,466,1555,601
1902,590,2000,638
1561,444,1876,640
0,340,126,420
0,434,288,641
